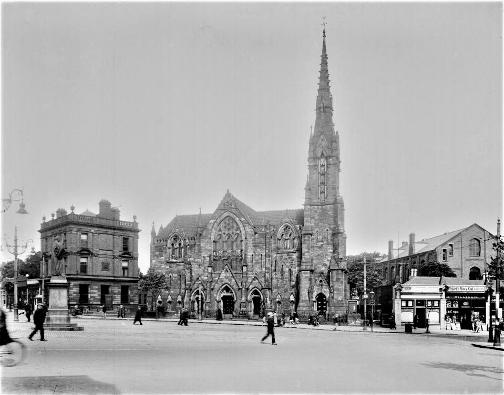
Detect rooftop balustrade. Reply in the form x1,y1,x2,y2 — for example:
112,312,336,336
40,213,139,231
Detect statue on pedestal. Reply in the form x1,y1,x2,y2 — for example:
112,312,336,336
52,236,67,276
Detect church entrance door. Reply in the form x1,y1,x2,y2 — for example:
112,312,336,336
316,293,327,316
222,295,234,316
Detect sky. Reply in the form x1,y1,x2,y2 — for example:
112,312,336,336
1,2,502,273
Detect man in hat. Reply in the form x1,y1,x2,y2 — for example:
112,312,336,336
261,312,277,345
28,303,47,341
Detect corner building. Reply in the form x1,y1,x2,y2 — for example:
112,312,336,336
151,30,349,320
39,200,140,313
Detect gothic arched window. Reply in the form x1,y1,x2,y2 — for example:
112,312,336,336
469,266,482,280
213,216,243,255
319,155,327,201
469,238,481,257
169,234,182,259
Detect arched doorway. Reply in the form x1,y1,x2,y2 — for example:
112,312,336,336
249,289,262,317
469,267,482,280
219,285,235,317
191,289,205,317
316,293,327,316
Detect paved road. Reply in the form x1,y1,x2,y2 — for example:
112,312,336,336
2,318,502,394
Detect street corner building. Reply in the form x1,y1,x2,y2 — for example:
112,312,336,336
39,200,140,314
150,30,349,321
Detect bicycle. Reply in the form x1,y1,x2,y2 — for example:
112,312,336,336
0,339,26,367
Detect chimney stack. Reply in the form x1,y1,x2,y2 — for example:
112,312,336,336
99,199,112,219
388,240,393,260
409,233,415,255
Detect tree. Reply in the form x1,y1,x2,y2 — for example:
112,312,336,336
138,268,167,310
0,260,16,279
19,251,42,278
347,252,386,295
487,233,503,292
0,251,41,280
417,261,456,277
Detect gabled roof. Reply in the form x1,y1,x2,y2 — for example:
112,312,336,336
157,213,213,239
156,191,304,238
414,228,465,255
381,223,491,262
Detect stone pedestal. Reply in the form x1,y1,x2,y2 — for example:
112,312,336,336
46,276,83,331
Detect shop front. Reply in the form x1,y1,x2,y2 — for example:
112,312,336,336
393,276,489,330
445,292,486,330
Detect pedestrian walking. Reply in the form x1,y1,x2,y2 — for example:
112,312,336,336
182,308,189,326
25,303,33,323
390,316,396,330
133,306,143,325
102,304,107,319
177,309,183,325
28,303,47,341
261,312,277,345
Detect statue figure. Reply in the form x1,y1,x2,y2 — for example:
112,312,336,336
52,235,67,276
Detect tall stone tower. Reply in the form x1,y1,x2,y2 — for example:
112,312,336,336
298,28,348,318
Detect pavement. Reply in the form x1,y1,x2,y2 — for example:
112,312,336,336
74,312,496,340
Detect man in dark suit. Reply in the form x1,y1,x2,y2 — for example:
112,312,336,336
28,303,47,341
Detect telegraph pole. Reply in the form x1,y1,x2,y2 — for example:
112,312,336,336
496,219,501,320
363,256,367,331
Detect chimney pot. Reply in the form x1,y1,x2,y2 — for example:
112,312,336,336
409,233,415,255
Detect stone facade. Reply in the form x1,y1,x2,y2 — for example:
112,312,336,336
150,30,349,321
39,200,140,314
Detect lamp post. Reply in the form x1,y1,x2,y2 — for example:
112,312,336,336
486,284,494,343
369,290,375,332
4,226,31,321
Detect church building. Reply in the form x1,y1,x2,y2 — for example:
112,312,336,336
150,29,349,320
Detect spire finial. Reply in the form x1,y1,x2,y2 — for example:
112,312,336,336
321,17,327,38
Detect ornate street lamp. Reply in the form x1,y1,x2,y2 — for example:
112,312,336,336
2,188,28,214
4,227,32,321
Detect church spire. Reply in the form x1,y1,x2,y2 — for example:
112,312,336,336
314,25,334,135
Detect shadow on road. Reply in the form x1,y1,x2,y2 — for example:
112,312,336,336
1,375,120,394
422,362,503,381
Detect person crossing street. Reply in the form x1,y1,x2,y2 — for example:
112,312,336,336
261,312,277,345
28,303,47,341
